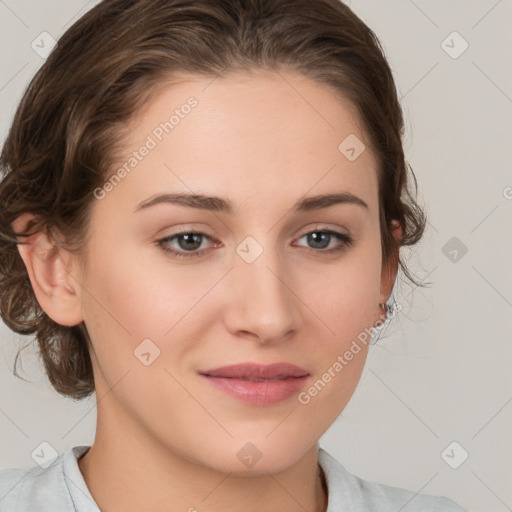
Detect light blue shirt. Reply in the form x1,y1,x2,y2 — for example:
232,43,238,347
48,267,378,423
0,445,470,511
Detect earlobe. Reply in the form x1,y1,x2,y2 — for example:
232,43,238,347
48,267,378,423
380,219,402,298
12,213,84,327
375,220,403,325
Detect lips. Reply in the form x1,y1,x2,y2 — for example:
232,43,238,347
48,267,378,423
198,362,309,380
198,362,310,405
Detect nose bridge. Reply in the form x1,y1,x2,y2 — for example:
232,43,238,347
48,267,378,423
225,234,300,342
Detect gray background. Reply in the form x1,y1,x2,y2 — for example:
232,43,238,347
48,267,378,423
1,1,511,511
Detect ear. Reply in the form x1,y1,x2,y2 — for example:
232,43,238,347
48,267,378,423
374,219,402,325
12,213,84,327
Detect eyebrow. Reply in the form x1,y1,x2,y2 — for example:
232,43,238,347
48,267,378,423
134,191,369,214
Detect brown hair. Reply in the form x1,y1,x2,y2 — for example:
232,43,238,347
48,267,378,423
0,0,426,400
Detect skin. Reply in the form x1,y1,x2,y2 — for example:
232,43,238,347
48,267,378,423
15,68,401,512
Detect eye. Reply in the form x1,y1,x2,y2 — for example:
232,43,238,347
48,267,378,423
293,229,354,254
157,230,219,258
156,228,354,259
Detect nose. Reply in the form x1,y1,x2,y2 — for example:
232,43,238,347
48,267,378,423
223,243,302,345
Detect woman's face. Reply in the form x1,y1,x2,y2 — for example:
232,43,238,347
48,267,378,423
71,68,393,473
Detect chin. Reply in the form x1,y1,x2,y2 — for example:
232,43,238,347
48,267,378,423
187,435,315,476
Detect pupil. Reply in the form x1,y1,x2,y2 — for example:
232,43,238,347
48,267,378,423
309,232,329,249
179,233,202,251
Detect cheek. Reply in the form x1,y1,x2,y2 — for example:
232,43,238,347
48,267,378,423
308,248,382,344
79,237,223,379
300,242,380,398
81,234,206,332
297,269,375,420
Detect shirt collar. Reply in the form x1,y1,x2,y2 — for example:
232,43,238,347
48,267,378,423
62,446,99,512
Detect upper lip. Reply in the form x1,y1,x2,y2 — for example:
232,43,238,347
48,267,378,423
198,362,309,380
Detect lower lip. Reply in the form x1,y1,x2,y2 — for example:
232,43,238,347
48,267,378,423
200,375,309,405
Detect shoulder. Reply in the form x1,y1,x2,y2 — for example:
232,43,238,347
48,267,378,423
318,448,470,512
0,448,79,512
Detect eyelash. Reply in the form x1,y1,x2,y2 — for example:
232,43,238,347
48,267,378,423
156,228,354,259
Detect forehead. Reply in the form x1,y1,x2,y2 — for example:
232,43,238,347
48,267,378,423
104,68,379,216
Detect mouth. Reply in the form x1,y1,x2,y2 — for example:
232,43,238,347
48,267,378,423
198,362,309,380
198,362,310,405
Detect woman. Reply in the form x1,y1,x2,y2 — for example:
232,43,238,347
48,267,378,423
0,0,470,511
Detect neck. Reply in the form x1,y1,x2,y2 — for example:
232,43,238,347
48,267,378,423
78,396,328,512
